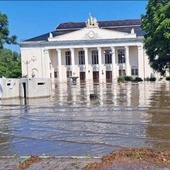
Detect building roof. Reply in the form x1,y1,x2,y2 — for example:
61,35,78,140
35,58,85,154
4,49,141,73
56,19,142,30
23,19,144,42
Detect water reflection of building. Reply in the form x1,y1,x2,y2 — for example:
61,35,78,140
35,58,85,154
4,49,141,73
52,82,156,107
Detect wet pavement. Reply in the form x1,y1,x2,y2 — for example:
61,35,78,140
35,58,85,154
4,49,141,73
0,82,169,158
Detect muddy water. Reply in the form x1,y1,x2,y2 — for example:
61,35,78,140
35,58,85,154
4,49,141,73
0,82,169,157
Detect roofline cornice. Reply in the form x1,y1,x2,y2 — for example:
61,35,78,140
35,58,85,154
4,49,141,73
20,37,144,48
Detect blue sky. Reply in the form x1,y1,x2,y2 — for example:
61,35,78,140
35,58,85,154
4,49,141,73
1,1,148,53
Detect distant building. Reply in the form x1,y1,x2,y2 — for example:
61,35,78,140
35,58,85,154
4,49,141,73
20,15,157,83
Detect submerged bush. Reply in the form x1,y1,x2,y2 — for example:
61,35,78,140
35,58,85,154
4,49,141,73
149,77,156,81
117,76,125,83
133,77,143,82
124,76,133,81
166,76,170,81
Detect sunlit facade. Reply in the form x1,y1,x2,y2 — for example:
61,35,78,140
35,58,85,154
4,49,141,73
20,15,156,83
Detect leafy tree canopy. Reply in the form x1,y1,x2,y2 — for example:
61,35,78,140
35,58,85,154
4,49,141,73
0,48,21,78
141,0,170,75
0,11,17,49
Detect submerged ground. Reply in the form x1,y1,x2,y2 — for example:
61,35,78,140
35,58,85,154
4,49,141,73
0,82,169,169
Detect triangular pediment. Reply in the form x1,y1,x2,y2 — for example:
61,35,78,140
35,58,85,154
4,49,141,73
48,27,136,41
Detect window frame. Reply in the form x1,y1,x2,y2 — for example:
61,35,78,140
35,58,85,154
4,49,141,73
78,50,85,65
65,51,71,65
131,67,138,76
92,50,98,64
104,50,112,64
118,49,125,64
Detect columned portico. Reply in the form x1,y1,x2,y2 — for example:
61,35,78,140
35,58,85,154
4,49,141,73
56,49,62,80
111,46,116,81
125,46,130,76
83,47,89,81
97,47,102,80
70,48,75,75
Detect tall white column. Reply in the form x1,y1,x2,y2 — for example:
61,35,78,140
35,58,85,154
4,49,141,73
56,49,62,81
138,45,144,79
44,49,50,78
84,47,89,81
70,48,75,76
97,47,102,79
125,46,130,76
111,47,116,81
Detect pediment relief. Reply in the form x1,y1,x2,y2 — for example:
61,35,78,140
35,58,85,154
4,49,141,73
48,27,136,42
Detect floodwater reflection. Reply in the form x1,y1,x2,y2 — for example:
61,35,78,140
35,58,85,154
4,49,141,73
0,82,169,156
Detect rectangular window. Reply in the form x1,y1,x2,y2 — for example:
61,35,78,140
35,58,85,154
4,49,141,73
118,49,125,63
92,50,98,64
66,71,72,78
65,51,71,65
78,51,85,65
131,68,138,75
119,69,126,76
54,71,57,78
105,50,112,64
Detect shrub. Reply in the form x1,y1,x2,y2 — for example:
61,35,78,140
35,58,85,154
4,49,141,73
149,77,156,81
133,77,143,82
117,76,125,83
144,77,150,81
166,76,170,81
124,76,133,81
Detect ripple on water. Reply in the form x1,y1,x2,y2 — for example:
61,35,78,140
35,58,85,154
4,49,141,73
0,82,169,156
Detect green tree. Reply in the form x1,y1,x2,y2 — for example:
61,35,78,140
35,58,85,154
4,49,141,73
141,0,170,75
0,48,21,78
0,11,17,49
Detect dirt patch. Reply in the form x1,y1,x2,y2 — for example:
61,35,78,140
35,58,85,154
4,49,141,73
83,148,170,170
18,155,41,169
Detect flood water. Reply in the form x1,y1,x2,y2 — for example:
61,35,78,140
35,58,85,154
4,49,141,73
0,82,169,157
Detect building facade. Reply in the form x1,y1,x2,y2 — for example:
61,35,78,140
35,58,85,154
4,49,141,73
20,15,156,83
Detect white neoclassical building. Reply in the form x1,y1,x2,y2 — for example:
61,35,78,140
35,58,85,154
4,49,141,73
20,15,156,83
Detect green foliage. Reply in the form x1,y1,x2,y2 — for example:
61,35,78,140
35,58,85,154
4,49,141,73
0,48,21,78
141,0,170,76
0,11,17,49
166,76,170,81
117,76,125,83
145,77,150,81
149,77,156,81
133,77,143,82
124,76,133,81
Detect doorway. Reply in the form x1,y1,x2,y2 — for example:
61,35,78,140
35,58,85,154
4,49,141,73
106,71,112,82
80,72,85,82
93,71,99,82
22,82,26,98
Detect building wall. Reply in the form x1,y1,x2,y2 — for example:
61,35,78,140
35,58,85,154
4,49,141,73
21,44,157,83
21,48,44,78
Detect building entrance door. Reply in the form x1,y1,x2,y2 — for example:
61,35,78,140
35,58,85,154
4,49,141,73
106,71,112,82
80,72,85,82
93,71,99,82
